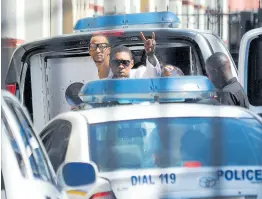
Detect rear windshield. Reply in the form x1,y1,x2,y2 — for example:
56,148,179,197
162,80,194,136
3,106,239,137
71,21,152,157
88,117,262,172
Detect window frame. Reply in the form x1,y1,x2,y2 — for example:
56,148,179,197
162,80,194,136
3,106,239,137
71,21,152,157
1,110,27,177
4,97,57,186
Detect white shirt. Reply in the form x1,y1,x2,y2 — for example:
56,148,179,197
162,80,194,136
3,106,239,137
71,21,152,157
108,55,161,79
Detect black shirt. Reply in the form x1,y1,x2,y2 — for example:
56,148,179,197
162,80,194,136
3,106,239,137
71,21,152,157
217,77,249,108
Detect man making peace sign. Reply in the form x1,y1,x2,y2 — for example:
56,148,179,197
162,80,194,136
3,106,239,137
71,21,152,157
109,32,161,79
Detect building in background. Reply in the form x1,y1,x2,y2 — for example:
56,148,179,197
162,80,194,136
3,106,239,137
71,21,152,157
229,0,259,11
1,0,73,83
2,0,260,42
69,0,260,42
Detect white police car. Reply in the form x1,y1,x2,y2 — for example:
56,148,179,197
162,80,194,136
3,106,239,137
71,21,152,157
1,90,68,199
39,77,262,199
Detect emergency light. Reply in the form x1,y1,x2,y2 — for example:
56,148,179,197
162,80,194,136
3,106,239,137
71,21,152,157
74,12,180,32
79,76,216,104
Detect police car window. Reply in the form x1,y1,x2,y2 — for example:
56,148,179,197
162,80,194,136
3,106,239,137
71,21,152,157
247,36,262,106
1,171,6,199
41,120,72,172
89,117,262,172
1,171,5,191
4,100,55,184
129,42,202,75
1,112,26,177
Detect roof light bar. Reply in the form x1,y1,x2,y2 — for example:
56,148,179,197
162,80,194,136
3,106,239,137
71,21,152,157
74,12,180,32
79,76,216,104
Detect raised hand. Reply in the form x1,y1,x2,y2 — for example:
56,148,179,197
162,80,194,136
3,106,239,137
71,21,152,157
140,32,156,56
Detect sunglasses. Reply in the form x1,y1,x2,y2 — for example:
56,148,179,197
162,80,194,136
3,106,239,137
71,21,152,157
89,43,110,51
111,60,131,67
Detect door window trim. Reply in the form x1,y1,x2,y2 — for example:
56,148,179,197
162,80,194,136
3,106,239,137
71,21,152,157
4,97,57,186
2,110,27,177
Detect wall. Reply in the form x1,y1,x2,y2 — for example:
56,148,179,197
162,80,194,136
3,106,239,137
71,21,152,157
104,0,131,14
24,0,64,41
141,0,149,12
63,0,74,34
2,0,18,39
229,0,259,11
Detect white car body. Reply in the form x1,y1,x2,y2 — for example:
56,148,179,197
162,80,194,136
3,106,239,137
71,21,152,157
238,27,262,116
40,103,262,199
1,90,68,199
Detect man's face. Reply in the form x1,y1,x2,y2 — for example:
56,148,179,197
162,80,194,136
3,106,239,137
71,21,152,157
110,52,134,78
89,36,110,64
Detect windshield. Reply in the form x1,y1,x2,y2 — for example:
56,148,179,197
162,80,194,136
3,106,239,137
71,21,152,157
88,117,262,172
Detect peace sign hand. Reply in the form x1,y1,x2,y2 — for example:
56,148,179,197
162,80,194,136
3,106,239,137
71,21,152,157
140,32,156,56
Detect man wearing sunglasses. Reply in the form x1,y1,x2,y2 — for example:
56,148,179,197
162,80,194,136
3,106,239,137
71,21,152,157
89,34,111,79
109,32,161,79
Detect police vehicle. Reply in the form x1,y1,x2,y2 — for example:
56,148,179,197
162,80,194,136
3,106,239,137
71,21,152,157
39,77,262,199
238,27,262,117
1,90,68,199
5,11,261,133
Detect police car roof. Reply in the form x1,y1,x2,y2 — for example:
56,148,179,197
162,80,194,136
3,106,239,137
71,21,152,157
79,103,254,124
79,76,215,104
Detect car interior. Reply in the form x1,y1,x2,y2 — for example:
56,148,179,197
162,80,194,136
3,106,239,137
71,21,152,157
131,45,201,76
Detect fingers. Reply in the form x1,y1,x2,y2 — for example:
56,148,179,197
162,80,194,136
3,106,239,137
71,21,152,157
145,39,153,46
140,32,156,41
140,32,146,41
152,32,155,40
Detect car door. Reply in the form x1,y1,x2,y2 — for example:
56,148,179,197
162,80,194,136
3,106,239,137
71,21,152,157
2,91,68,199
40,120,72,172
238,27,262,116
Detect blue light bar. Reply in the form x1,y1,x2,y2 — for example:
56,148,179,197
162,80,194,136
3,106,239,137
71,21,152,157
74,12,180,32
79,76,216,104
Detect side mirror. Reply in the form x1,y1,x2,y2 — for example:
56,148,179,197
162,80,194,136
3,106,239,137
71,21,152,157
59,162,96,187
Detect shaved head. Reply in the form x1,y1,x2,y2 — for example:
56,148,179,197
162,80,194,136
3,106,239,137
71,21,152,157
90,34,109,44
206,52,230,72
205,52,233,89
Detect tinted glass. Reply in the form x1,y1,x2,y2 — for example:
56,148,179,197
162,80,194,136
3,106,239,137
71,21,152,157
88,117,262,172
247,36,262,106
41,121,71,172
4,99,55,184
1,112,26,176
1,171,5,191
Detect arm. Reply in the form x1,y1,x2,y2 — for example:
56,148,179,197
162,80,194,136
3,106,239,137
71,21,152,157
144,54,161,77
140,32,161,77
